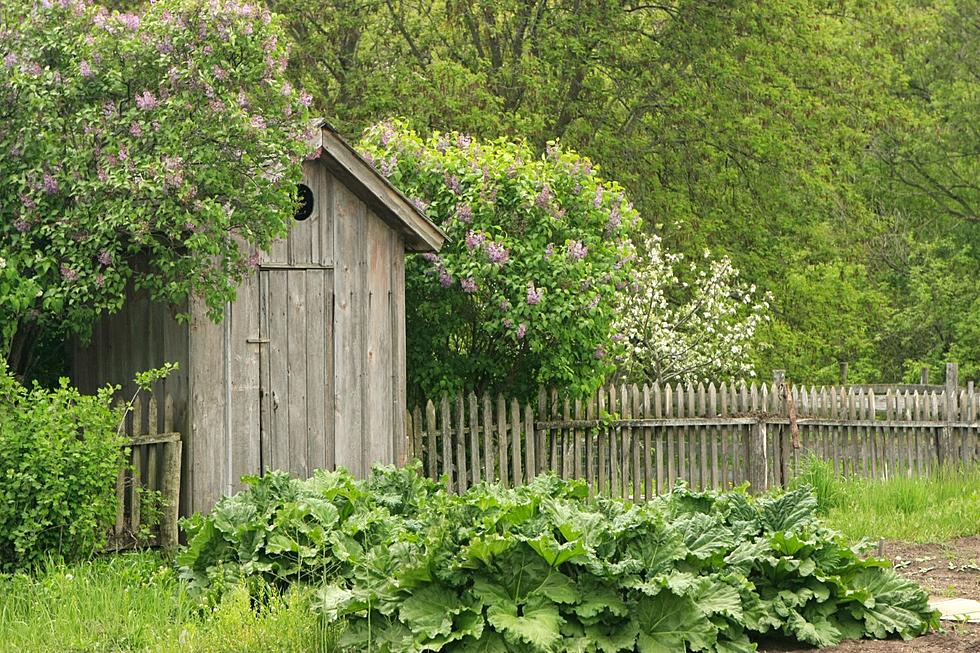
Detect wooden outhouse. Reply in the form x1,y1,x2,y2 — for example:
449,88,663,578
73,123,445,514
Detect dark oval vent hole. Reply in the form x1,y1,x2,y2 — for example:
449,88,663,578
294,183,314,221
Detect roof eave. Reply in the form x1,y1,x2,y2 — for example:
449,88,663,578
311,122,446,253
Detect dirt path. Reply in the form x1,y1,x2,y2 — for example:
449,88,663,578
759,536,980,653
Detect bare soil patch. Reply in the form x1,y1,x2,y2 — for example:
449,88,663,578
759,537,980,653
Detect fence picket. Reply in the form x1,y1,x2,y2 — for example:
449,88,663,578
483,393,495,483
469,393,481,486
511,397,522,487
456,395,467,493
496,395,508,489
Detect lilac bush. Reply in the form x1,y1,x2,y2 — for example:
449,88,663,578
358,120,638,399
0,0,311,368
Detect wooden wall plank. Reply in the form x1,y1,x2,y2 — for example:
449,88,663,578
229,272,261,491
364,216,394,470
332,179,365,477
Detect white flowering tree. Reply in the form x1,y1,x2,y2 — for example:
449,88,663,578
614,235,770,385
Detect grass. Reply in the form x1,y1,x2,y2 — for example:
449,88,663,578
790,454,980,543
0,551,340,653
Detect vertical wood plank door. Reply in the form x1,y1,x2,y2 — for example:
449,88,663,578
259,268,335,479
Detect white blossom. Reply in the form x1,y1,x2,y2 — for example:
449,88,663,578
612,235,770,385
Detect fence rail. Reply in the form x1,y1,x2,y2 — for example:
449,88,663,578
405,370,979,500
107,393,181,551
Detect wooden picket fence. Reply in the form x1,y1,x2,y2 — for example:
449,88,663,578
107,393,182,550
405,368,979,500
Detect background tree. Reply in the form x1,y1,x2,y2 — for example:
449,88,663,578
270,0,954,382
358,121,638,400
0,0,312,377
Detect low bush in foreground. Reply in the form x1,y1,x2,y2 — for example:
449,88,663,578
0,364,124,572
0,551,337,652
180,466,939,652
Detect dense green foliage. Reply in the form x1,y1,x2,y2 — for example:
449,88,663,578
358,122,637,399
179,466,938,652
271,0,979,383
0,363,123,571
0,551,338,652
0,0,311,375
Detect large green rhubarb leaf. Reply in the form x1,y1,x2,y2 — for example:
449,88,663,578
486,595,563,652
846,568,938,639
634,591,716,653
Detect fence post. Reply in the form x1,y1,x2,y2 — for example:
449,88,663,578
839,362,849,385
159,439,182,550
748,418,769,494
941,363,959,469
920,366,930,385
773,370,789,486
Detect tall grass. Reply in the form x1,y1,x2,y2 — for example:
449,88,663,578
0,552,340,653
791,455,980,543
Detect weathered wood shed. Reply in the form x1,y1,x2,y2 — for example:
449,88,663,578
73,123,445,514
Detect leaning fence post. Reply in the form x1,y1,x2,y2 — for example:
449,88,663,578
920,366,930,386
748,418,769,494
941,363,959,470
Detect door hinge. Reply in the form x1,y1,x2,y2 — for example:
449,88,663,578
246,337,270,344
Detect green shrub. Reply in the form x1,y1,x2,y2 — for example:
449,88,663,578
180,467,939,652
0,363,124,571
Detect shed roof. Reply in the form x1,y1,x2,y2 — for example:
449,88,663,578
308,122,446,252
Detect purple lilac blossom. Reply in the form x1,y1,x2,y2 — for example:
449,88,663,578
422,252,440,264
14,220,29,233
526,282,542,305
535,185,551,209
380,155,398,177
593,186,603,208
456,204,473,224
485,242,508,265
593,345,606,360
499,299,511,311
42,173,59,194
445,173,462,195
79,60,92,77
60,264,78,281
456,134,471,149
460,278,477,293
250,115,267,130
503,318,513,328
567,240,587,261
606,206,622,234
135,90,158,110
97,250,112,266
544,243,554,259
516,323,527,339
129,122,142,137
464,231,485,251
438,267,453,288
587,294,601,310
